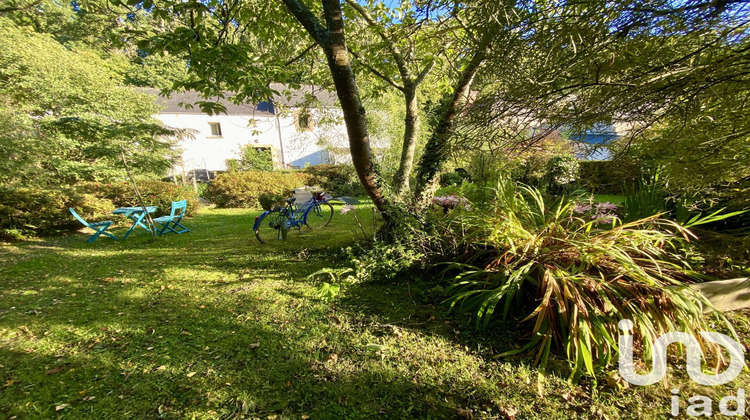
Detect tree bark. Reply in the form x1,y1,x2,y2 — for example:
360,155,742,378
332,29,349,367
393,83,420,197
414,37,493,206
280,0,389,213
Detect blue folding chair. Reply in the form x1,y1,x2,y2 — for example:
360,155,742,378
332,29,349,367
68,208,118,243
153,200,191,236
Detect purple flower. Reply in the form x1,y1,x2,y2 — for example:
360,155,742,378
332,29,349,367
574,204,591,214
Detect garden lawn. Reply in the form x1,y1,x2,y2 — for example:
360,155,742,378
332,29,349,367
1,207,748,419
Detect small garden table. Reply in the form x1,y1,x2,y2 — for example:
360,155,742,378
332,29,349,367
112,206,157,239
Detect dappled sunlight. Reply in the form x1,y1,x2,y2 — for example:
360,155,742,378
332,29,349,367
2,208,748,418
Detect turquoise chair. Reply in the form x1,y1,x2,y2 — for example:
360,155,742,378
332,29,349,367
153,200,190,236
68,208,118,243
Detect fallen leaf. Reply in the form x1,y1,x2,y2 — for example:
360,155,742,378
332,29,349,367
249,342,260,349
45,367,65,375
55,404,70,411
457,408,473,419
365,343,388,352
156,365,167,371
499,406,518,420
186,372,197,377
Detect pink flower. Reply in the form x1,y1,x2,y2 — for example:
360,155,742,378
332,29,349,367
596,202,618,211
573,204,591,214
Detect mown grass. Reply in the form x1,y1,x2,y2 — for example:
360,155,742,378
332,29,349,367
1,206,748,419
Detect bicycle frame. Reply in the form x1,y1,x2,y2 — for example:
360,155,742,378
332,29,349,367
252,193,328,233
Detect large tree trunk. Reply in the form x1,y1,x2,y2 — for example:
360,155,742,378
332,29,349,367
393,83,419,197
280,0,389,214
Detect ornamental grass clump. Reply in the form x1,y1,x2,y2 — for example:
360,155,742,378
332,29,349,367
440,179,737,379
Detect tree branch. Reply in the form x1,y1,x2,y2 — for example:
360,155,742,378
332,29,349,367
285,42,319,66
348,48,404,91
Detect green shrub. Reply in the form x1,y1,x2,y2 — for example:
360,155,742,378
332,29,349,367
205,171,311,208
438,178,736,379
0,186,114,238
82,181,200,216
544,155,580,193
0,180,200,239
258,192,288,211
578,160,642,194
304,164,365,197
440,169,471,187
622,171,666,222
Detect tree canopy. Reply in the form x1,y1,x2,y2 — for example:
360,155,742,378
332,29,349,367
0,17,176,186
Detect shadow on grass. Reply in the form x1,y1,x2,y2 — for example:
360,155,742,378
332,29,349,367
3,208,527,419
6,208,740,419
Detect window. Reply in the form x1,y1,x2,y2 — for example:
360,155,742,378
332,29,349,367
208,122,222,137
294,109,314,132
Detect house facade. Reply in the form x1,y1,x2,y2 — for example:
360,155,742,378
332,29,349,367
149,84,350,175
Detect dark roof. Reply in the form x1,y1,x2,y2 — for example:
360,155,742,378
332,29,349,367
142,88,275,117
269,83,339,108
144,84,339,116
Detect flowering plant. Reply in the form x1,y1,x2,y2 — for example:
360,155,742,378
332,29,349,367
574,201,619,224
433,195,471,212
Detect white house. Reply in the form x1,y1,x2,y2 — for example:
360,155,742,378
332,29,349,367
149,84,351,175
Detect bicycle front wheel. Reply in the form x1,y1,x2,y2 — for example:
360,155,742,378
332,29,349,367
304,202,334,229
255,210,289,243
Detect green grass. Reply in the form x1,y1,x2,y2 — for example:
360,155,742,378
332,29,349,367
592,194,626,205
1,207,748,419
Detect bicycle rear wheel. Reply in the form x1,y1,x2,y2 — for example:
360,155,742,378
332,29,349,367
304,202,334,228
255,210,289,243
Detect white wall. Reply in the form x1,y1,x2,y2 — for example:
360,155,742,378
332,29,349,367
157,108,349,172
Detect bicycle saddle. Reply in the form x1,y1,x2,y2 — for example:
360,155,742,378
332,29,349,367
285,197,296,204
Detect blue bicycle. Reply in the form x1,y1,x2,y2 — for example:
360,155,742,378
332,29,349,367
253,192,334,243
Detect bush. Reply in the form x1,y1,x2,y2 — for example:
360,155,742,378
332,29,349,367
81,181,200,216
304,164,365,197
438,179,736,378
440,169,471,187
0,186,114,238
544,155,580,193
0,180,199,239
205,171,311,208
578,160,642,194
258,192,288,211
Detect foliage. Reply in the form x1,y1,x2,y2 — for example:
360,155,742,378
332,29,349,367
205,171,311,208
257,192,288,212
347,240,426,283
474,0,750,194
439,179,736,378
578,160,642,195
303,164,366,197
0,186,113,238
622,172,667,222
439,169,471,187
236,145,274,172
544,155,580,193
0,181,198,238
306,267,355,302
81,181,200,217
6,207,744,418
0,18,175,187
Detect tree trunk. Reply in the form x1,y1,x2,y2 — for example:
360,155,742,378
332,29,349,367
393,83,420,197
280,0,390,214
414,38,493,206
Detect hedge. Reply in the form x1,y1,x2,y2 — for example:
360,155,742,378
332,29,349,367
303,164,366,197
205,171,312,208
577,160,642,194
1,181,199,239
